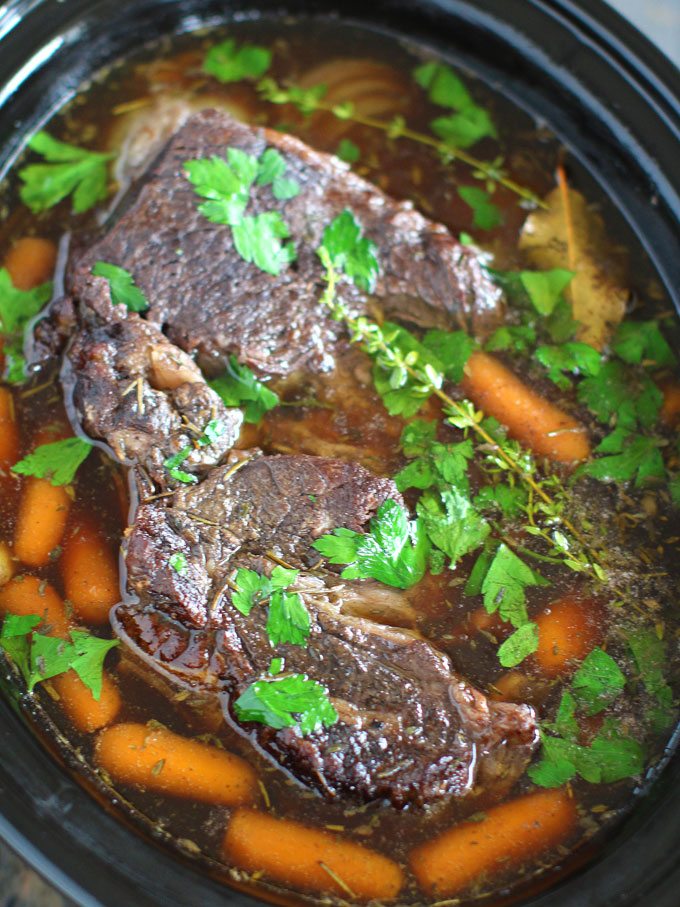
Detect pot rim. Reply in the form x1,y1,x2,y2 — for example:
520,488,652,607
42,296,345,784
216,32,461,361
1,1,679,905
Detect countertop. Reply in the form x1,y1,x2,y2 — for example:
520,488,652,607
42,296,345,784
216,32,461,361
1,1,679,904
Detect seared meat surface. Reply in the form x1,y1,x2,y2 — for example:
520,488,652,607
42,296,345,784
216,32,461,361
41,109,502,375
64,290,242,492
54,110,537,809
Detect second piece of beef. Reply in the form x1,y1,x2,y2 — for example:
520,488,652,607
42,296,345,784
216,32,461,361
64,286,243,491
53,108,502,377
119,453,538,808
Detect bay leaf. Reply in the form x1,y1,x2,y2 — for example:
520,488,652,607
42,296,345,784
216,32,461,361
519,183,629,349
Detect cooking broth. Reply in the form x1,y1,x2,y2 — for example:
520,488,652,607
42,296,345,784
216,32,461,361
0,17,679,906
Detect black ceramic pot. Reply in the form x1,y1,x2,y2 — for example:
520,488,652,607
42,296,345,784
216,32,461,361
1,1,679,905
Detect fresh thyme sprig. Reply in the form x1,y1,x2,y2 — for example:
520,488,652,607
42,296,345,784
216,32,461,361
257,78,547,210
317,245,604,580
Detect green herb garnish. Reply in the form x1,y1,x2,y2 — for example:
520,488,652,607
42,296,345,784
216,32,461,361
414,61,497,149
12,437,92,486
457,186,503,231
184,146,298,275
209,356,279,423
19,132,114,214
0,267,53,383
203,38,271,84
313,498,428,590
0,614,118,699
169,553,188,575
231,566,311,649
91,262,149,312
233,673,338,734
163,418,226,484
318,209,379,294
336,139,360,164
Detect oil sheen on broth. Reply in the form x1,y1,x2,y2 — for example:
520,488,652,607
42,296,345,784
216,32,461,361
0,18,678,907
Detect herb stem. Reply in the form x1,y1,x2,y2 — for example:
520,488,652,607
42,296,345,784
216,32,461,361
317,248,603,578
257,79,547,209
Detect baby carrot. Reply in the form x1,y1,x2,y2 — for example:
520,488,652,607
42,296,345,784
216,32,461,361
660,381,680,427
461,351,590,463
52,670,121,733
409,788,577,898
4,237,57,290
533,595,604,677
0,575,68,636
95,723,258,807
14,477,71,568
224,809,404,900
61,518,120,624
0,542,15,587
0,387,19,475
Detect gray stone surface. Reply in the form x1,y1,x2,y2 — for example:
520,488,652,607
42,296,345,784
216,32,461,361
1,1,678,904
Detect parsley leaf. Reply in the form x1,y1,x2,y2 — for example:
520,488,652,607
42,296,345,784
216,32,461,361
612,320,676,367
266,590,311,647
414,61,497,149
313,498,428,589
485,324,536,355
209,356,279,423
421,329,475,383
0,267,53,384
255,148,300,200
474,482,527,519
318,210,379,293
417,487,490,566
529,722,645,788
336,139,360,163
68,631,119,699
480,543,548,628
626,628,675,731
233,674,338,735
203,38,271,84
497,621,539,668
91,262,149,312
231,567,273,616
12,437,92,486
371,324,437,417
169,553,188,575
400,420,437,458
519,269,574,316
535,342,601,390
582,430,665,487
163,418,226,485
0,616,118,699
232,211,296,276
457,186,503,231
571,647,626,715
578,361,662,430
185,146,297,276
19,132,114,214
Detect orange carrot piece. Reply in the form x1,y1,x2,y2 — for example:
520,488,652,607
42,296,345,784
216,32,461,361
660,382,680,427
224,809,404,900
0,575,68,636
4,237,57,290
61,518,120,624
95,723,258,807
0,387,19,475
533,595,604,677
0,542,15,587
409,788,577,898
461,351,590,463
52,670,121,733
14,477,71,568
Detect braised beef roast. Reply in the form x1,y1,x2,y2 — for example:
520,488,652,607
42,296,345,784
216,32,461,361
56,110,538,807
